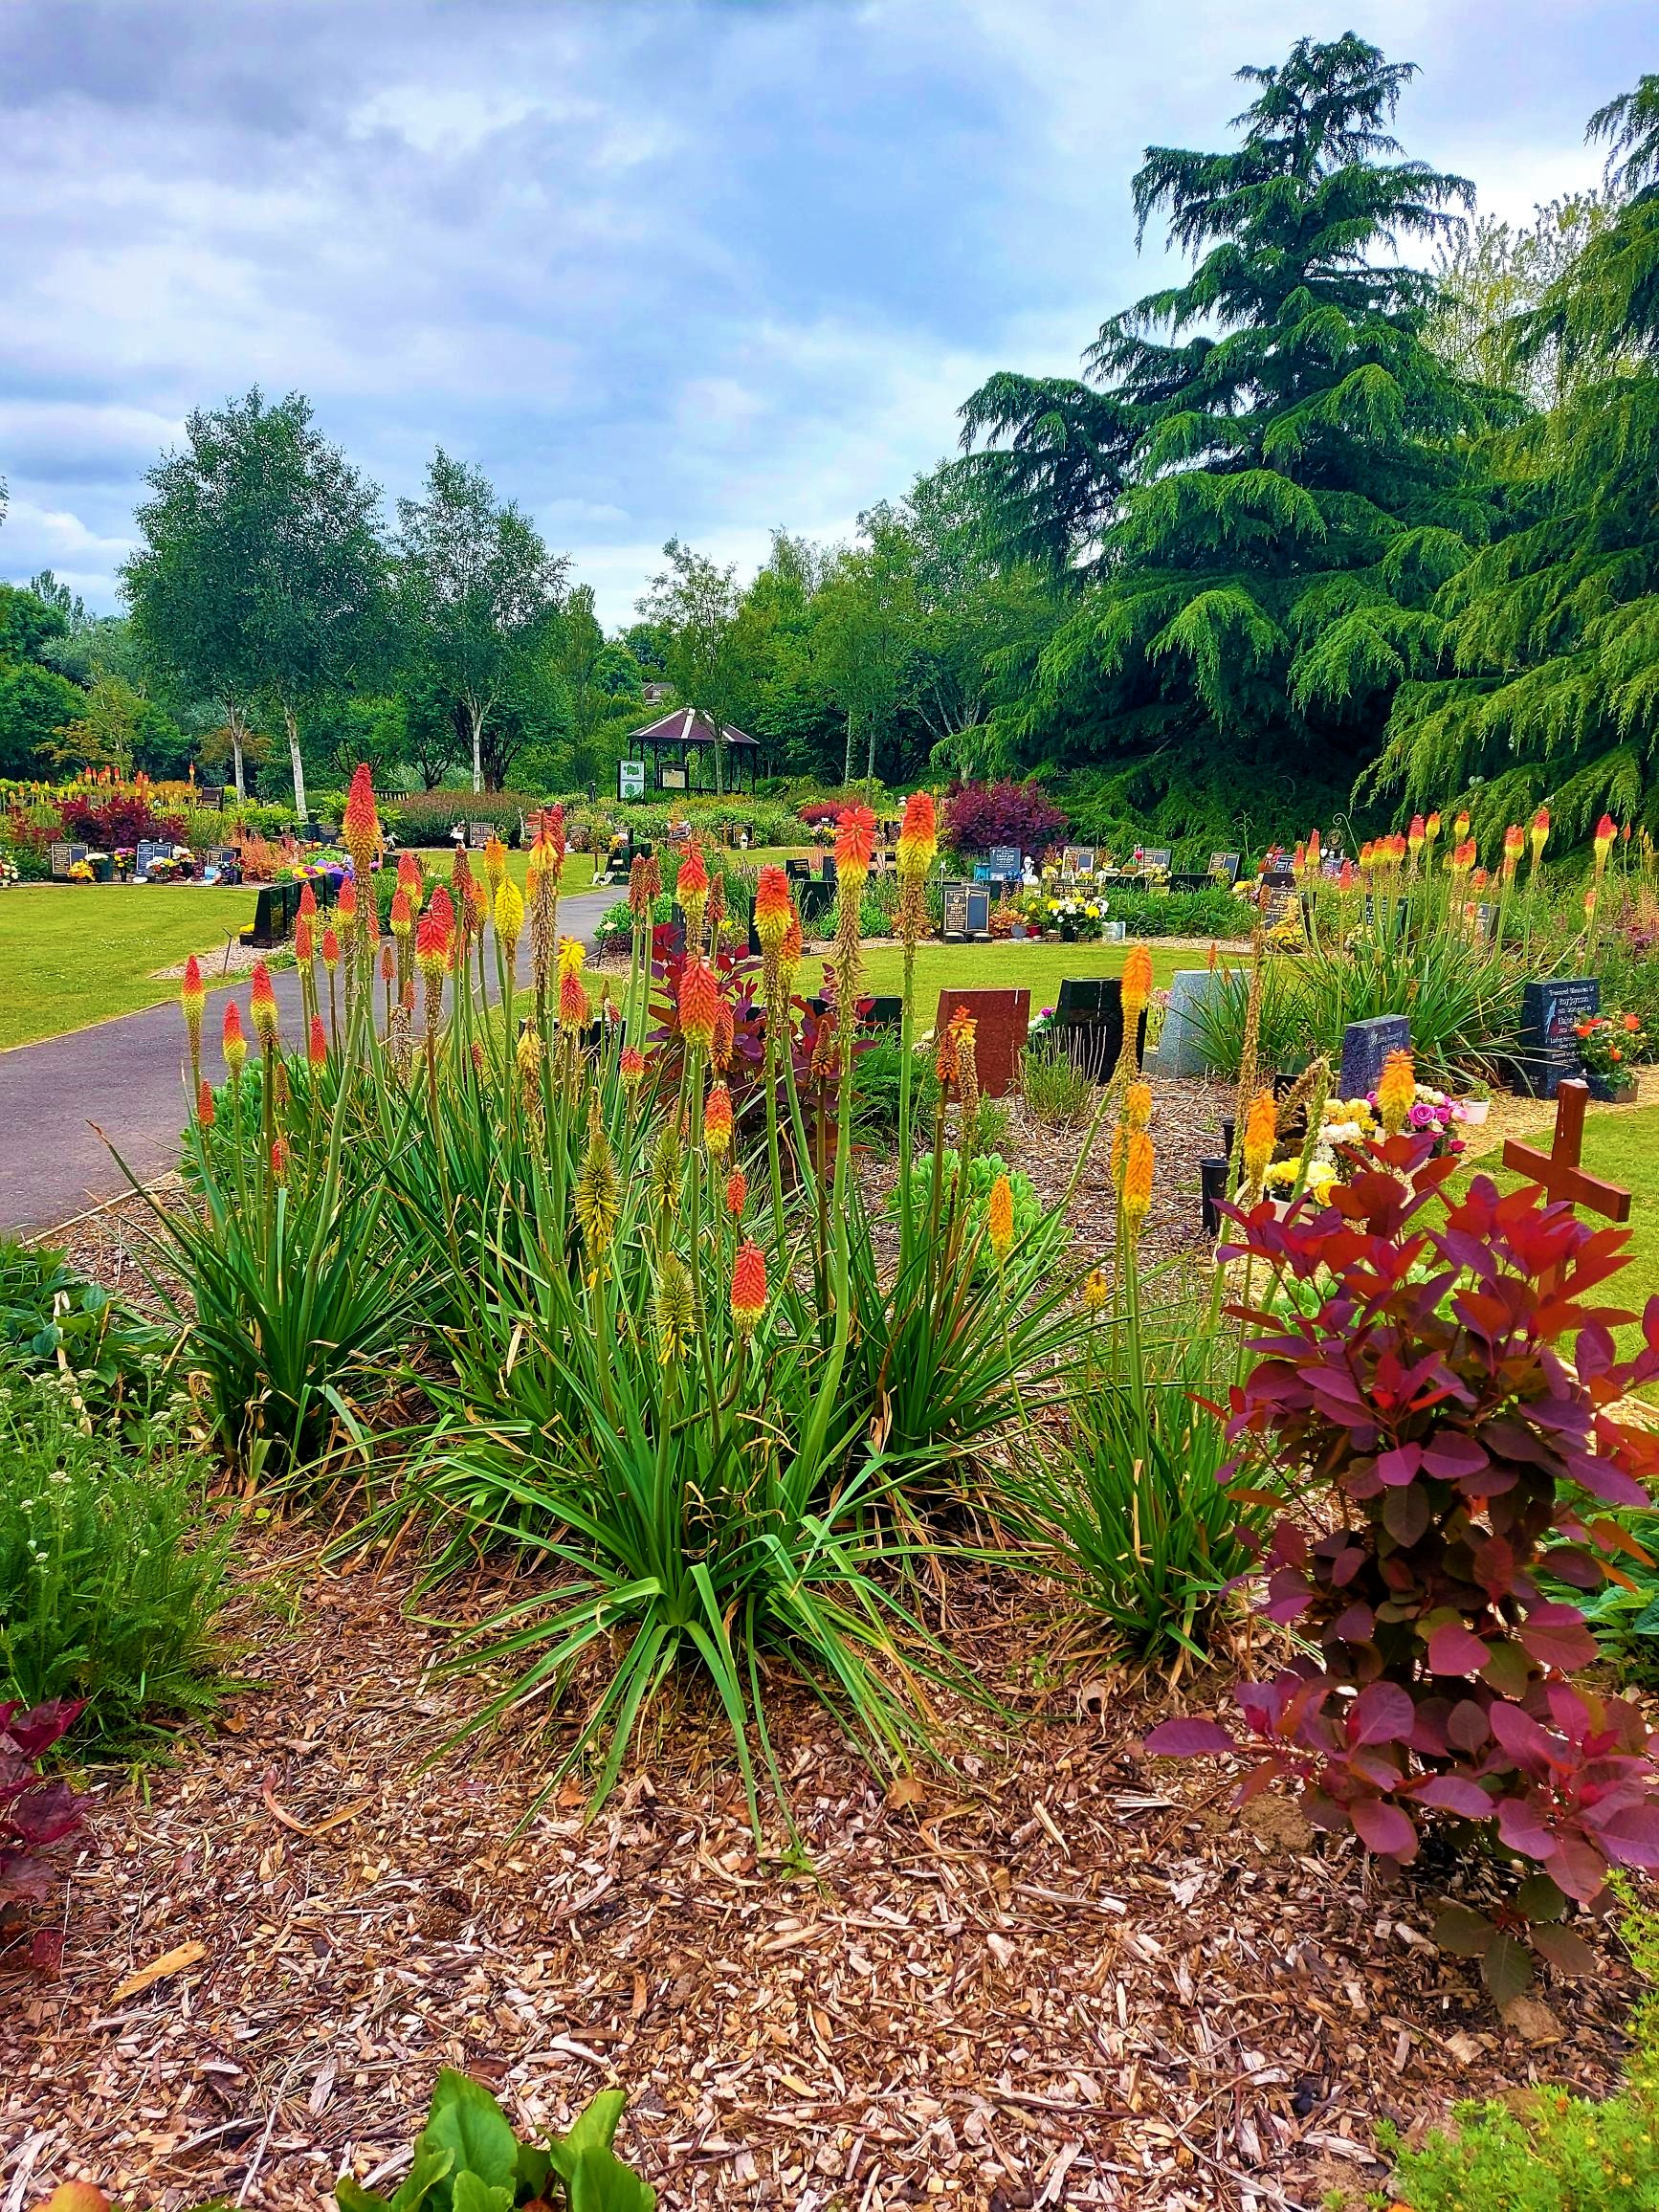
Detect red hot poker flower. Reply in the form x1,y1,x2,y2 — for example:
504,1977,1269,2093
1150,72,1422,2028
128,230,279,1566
342,764,380,875
678,955,719,1051
321,926,341,972
250,961,278,1050
834,805,877,885
725,1165,747,1216
298,881,318,919
754,865,792,949
896,791,937,880
308,1014,328,1066
222,1000,248,1076
196,1078,215,1128
731,1240,768,1336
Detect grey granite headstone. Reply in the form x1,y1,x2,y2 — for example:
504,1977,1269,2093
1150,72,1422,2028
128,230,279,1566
1339,1014,1411,1100
1149,967,1243,1077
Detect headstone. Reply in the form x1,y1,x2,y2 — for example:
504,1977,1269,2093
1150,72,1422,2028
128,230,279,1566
940,881,970,940
785,856,810,881
135,838,170,879
798,878,834,932
50,842,87,879
1150,967,1242,1078
965,886,992,936
1061,846,1095,880
1139,848,1172,874
1262,866,1296,890
933,987,1029,1098
988,845,1022,884
467,821,491,850
1339,1014,1412,1100
1208,852,1241,885
1054,977,1146,1083
1516,977,1601,1098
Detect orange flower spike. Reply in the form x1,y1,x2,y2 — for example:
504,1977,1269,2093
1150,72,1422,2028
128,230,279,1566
619,1045,647,1090
467,878,488,935
725,1165,748,1216
834,804,877,889
180,954,206,1053
1594,812,1617,872
337,878,358,933
342,763,380,878
196,1078,215,1129
678,955,719,1051
1530,806,1550,863
628,854,653,919
704,1081,734,1156
414,910,448,982
986,1173,1014,1263
1124,1079,1153,1131
544,803,566,864
778,910,803,989
754,865,792,950
482,834,507,893
308,1013,328,1067
935,1021,960,1091
1471,866,1489,893
271,1136,290,1186
676,842,709,923
321,925,341,974
298,880,318,919
390,888,412,940
1242,1089,1277,1189
896,791,938,880
397,851,424,915
1502,824,1525,880
295,914,314,965
1453,809,1471,842
222,1000,248,1079
249,960,278,1051
1449,838,1476,876
380,941,395,985
1406,814,1426,857
1121,1132,1155,1236
1120,943,1154,1016
1376,1049,1417,1137
731,1239,768,1338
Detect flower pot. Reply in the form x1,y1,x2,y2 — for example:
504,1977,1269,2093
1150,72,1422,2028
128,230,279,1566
1454,1098,1490,1125
92,858,115,883
1588,1073,1637,1103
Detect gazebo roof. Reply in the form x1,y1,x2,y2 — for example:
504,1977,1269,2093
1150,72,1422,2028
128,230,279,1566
627,706,759,749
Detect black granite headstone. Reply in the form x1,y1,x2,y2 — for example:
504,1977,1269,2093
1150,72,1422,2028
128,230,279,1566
1339,1014,1411,1100
798,878,834,930
965,886,992,934
941,881,969,940
1516,976,1600,1098
1054,977,1146,1083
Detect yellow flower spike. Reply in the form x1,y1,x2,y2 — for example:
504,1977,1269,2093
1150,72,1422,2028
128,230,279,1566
482,834,507,893
1376,1049,1417,1138
1121,1130,1154,1236
575,1097,622,1264
1081,1267,1109,1316
494,877,525,951
557,935,586,981
1241,1089,1277,1193
704,1081,734,1156
987,1173,1014,1264
655,1252,695,1363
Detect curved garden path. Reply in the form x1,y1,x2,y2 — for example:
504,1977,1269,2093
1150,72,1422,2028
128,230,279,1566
0,887,617,1238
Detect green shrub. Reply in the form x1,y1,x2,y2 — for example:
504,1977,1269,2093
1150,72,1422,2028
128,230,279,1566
0,1236,170,1417
338,2069,654,2211
1384,1891,1659,2210
389,789,538,846
0,1381,229,1742
1103,887,1249,939
1020,1038,1095,1127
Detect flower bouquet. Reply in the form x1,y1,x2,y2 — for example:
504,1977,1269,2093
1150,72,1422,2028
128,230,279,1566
1576,1010,1649,1099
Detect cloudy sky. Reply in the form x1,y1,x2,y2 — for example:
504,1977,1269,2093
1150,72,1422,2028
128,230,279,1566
0,0,1650,626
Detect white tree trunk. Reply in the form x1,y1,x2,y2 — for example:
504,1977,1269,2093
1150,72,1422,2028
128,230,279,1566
283,705,308,826
470,703,485,794
232,731,245,803
843,709,854,788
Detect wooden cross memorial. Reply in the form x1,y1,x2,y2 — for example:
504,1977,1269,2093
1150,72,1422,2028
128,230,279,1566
1500,1078,1632,1293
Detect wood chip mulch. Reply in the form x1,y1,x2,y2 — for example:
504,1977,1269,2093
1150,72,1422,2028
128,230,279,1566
4,1543,1640,2212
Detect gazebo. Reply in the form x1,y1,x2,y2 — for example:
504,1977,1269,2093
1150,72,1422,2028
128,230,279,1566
624,706,763,795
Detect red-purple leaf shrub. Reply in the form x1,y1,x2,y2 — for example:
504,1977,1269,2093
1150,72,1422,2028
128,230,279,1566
1146,1133,1659,1998
57,795,185,849
0,1698,86,1972
940,780,1068,856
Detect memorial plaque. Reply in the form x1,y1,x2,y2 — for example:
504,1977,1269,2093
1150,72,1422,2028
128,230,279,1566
1517,977,1601,1099
965,886,992,935
467,821,491,850
50,842,87,879
785,856,810,881
1139,848,1172,874
1060,846,1095,880
988,845,1022,882
933,987,1029,1098
1208,851,1241,884
135,838,170,878
1053,976,1146,1083
659,765,687,790
941,881,970,940
1339,1014,1412,1101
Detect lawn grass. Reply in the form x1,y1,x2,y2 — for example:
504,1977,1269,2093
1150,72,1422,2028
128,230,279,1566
0,885,260,1050
0,854,600,1051
799,940,1201,1008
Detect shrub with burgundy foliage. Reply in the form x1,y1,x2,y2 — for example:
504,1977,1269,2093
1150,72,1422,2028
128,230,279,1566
941,779,1067,856
1,1698,85,1972
57,795,185,849
1148,1133,1659,2002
